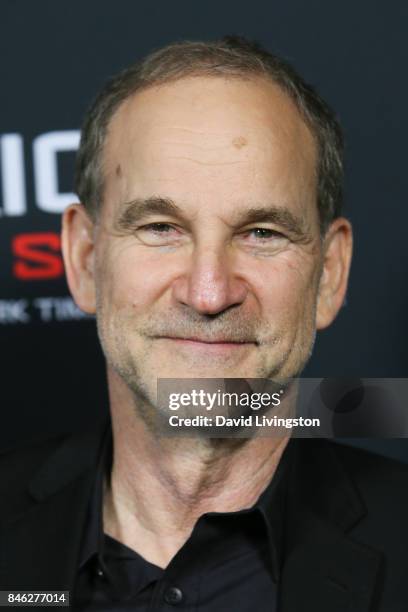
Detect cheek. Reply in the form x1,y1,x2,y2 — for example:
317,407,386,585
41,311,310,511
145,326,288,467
254,253,319,323
98,242,172,315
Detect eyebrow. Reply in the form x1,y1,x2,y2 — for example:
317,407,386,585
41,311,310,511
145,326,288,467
114,197,184,232
114,196,311,241
236,206,309,239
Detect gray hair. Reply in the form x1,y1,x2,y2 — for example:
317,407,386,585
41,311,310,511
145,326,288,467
75,35,344,233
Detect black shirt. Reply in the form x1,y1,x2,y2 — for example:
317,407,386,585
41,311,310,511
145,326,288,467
72,426,292,611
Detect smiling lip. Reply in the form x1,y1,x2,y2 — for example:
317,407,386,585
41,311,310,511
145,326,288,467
156,336,257,358
159,336,255,344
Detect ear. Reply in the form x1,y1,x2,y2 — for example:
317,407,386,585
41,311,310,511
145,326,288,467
61,203,96,314
316,217,353,330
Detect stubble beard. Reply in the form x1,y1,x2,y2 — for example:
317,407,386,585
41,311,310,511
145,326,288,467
95,295,317,446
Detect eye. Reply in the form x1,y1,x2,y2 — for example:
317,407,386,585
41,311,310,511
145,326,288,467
238,227,290,253
134,222,183,246
140,223,175,234
246,228,285,240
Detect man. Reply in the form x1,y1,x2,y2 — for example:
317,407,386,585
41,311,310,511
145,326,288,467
1,36,407,611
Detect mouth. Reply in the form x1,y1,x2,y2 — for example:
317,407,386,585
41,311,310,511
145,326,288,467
156,336,257,354
158,333,257,344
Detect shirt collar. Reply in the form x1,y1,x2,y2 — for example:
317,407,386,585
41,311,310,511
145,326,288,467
256,439,293,581
78,421,112,572
78,419,293,582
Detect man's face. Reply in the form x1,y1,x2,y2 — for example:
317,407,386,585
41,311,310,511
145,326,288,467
90,76,324,402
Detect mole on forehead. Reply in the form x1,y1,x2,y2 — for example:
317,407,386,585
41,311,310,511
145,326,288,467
232,136,248,149
115,164,122,177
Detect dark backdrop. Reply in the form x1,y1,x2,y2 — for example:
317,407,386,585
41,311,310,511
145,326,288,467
1,0,407,459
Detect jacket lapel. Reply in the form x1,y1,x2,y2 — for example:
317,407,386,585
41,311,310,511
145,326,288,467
280,440,383,612
0,420,108,592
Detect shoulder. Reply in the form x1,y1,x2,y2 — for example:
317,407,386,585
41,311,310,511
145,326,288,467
299,437,408,481
310,439,408,525
0,421,107,519
292,438,408,517
0,432,70,488
292,439,408,555
330,440,408,492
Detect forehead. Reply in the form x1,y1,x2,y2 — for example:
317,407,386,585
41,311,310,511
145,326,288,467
102,75,317,221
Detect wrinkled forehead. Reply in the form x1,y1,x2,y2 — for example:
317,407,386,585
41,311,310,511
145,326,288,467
100,75,318,224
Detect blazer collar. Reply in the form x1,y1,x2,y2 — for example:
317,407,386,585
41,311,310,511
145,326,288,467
280,439,383,612
1,419,109,592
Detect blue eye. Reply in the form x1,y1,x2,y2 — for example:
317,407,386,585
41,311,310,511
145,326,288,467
250,228,275,239
247,228,284,240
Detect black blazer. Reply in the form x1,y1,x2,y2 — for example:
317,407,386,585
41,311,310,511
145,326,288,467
0,419,407,611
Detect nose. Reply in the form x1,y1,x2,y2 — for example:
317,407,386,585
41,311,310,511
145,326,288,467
171,243,248,316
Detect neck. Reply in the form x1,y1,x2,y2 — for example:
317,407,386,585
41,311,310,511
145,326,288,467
103,368,290,568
